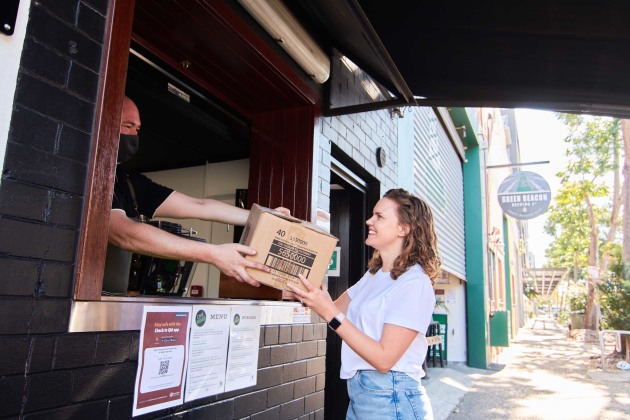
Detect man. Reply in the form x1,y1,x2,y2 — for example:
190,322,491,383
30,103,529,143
104,96,285,292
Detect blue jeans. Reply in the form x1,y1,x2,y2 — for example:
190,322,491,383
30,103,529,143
346,370,433,420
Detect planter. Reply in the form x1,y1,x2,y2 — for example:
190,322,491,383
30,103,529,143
569,313,585,330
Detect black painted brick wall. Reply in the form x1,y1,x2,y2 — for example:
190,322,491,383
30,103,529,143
0,0,107,336
0,1,329,418
0,318,327,419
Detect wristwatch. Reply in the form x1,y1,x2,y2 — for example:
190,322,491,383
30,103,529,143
328,312,346,331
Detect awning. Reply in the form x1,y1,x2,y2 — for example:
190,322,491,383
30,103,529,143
522,268,568,297
290,0,630,118
287,0,416,115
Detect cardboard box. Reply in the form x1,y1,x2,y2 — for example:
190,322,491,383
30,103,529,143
241,204,338,292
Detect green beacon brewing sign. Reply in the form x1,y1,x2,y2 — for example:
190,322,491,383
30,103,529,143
497,171,551,220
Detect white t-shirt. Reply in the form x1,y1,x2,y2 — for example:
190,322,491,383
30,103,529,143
340,264,436,382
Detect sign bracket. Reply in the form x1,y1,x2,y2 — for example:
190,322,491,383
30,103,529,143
487,160,549,170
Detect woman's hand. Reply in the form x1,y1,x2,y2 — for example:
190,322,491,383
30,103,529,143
287,274,339,322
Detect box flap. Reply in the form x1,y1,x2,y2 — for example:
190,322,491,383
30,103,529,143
251,204,338,241
251,204,301,223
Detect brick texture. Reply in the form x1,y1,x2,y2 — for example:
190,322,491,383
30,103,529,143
317,54,399,212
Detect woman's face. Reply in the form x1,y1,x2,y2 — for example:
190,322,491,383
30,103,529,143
365,197,408,252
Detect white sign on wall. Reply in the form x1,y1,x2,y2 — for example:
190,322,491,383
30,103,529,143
184,305,231,402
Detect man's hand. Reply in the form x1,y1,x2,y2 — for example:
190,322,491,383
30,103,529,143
274,207,291,216
206,243,271,286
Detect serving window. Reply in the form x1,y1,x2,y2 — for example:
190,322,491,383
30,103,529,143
72,0,320,312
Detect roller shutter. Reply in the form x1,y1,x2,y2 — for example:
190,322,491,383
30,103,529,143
412,108,466,280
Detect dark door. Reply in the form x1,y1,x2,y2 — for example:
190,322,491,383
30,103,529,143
325,170,370,419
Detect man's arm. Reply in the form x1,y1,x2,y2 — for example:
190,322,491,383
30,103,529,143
153,191,290,224
108,210,269,285
153,192,250,225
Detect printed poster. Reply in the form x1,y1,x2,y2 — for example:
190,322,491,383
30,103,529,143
133,306,191,417
292,306,311,323
184,305,231,402
224,305,262,392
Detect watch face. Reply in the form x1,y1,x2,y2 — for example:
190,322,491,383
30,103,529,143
328,317,342,331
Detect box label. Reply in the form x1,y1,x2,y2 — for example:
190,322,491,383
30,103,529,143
265,239,315,278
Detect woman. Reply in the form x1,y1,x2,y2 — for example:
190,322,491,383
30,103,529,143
288,188,441,419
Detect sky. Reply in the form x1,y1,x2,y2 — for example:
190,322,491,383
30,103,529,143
513,109,569,267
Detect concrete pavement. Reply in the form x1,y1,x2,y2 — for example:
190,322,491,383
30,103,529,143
423,317,630,420
422,361,490,420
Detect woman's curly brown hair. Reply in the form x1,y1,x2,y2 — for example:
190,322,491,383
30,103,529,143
367,188,442,284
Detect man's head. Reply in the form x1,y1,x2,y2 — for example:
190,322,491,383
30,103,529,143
121,96,141,135
118,96,141,164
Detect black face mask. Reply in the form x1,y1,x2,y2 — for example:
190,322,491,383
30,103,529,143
117,134,139,164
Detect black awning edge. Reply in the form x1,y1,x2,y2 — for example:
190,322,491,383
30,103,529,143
290,0,416,113
343,0,415,105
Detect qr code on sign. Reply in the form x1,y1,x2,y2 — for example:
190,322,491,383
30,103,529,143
158,360,169,375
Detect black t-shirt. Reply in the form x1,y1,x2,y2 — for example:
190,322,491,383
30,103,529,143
112,168,174,219
103,169,174,294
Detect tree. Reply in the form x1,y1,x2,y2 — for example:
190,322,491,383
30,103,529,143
544,183,591,270
621,120,630,263
545,114,621,330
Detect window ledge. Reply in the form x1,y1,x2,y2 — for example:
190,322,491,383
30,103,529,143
69,296,309,332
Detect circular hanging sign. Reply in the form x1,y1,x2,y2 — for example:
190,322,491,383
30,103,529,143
497,171,551,220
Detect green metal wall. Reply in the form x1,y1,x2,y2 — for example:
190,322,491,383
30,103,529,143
503,216,514,338
463,145,489,368
449,108,490,369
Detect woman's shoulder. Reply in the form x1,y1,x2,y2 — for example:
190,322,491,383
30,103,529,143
347,270,375,293
400,264,431,283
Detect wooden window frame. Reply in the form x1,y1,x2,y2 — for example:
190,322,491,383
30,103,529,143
74,0,320,301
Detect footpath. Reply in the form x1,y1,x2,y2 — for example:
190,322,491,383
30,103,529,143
423,317,630,420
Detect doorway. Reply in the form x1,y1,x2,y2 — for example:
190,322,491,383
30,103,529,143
325,154,377,419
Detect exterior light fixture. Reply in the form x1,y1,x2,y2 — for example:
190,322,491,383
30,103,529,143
376,147,386,168
455,125,466,139
237,0,330,84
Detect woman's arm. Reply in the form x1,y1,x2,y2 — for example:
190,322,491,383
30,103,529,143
287,275,418,373
334,291,351,315
336,321,418,373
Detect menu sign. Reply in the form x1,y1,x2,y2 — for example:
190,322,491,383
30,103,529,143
225,306,261,392
184,305,231,402
133,306,191,417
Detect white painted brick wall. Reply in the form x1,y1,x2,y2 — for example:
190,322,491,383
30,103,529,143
316,55,399,212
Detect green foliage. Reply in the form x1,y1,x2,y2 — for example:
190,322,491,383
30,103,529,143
544,115,619,262
434,300,449,313
523,282,538,300
544,114,622,322
556,114,620,184
598,246,630,330
556,309,570,325
569,293,586,312
563,276,588,312
543,182,592,268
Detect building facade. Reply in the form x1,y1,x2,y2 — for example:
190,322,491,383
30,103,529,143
0,1,537,418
